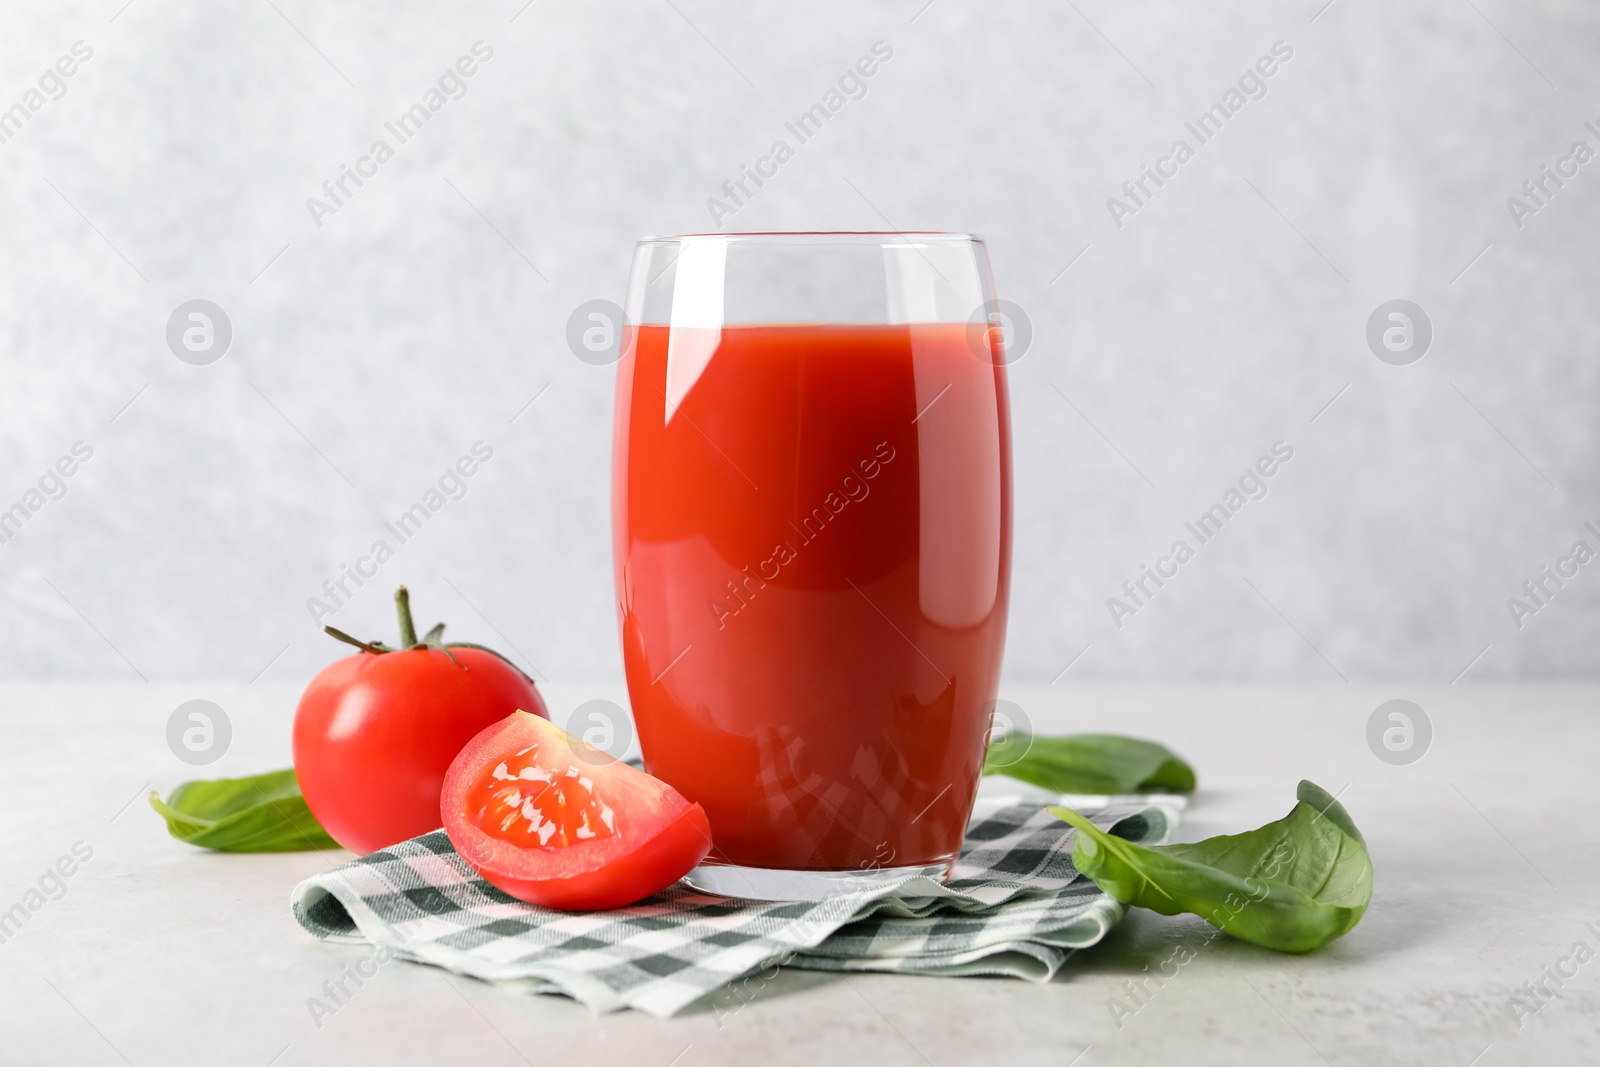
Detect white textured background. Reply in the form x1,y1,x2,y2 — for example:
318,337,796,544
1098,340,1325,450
1,0,1597,688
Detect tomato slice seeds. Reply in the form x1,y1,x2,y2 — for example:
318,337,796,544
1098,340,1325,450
466,746,621,848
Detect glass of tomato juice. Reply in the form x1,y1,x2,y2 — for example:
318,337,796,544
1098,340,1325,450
612,232,1012,899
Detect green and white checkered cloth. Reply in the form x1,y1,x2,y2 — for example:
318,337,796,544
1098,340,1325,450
290,796,1179,1018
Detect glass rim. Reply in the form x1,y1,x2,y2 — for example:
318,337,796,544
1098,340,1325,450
636,230,984,246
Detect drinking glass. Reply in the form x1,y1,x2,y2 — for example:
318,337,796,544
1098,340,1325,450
612,232,1012,899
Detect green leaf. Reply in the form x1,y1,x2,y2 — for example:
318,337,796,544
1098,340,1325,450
985,733,1196,794
149,769,342,853
1052,780,1371,953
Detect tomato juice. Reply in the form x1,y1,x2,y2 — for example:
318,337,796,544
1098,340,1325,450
613,322,1011,872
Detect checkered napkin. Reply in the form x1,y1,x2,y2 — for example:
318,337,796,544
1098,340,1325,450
289,797,1178,1018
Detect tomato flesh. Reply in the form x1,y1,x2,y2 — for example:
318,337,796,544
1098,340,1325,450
442,712,711,910
465,748,621,848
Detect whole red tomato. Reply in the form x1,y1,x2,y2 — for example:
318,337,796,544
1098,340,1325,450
293,587,548,855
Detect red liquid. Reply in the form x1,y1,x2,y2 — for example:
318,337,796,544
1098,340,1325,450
613,323,1011,870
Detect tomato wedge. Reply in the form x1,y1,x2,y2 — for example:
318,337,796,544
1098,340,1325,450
441,711,712,910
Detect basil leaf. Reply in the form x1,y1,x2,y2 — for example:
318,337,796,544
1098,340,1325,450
149,769,341,852
986,733,1196,794
1052,780,1371,953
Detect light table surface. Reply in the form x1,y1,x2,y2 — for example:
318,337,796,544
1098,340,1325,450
1,681,1595,1066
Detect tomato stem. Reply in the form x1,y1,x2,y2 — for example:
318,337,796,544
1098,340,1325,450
324,626,393,655
321,587,537,686
395,586,419,649
447,641,536,683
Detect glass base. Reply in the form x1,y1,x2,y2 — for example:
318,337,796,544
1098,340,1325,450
682,859,955,901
